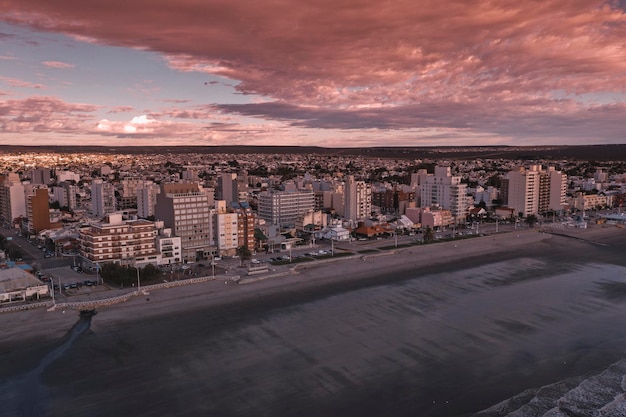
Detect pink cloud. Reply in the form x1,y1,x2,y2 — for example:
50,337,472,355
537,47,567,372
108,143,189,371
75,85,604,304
42,60,75,69
2,0,626,144
0,95,98,133
0,76,44,89
107,105,135,114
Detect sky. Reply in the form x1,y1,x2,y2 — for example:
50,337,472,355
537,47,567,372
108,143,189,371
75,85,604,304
1,0,626,148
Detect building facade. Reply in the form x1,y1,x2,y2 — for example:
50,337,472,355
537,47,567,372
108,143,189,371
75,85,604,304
258,190,315,229
154,183,213,262
91,179,116,218
344,175,372,223
419,166,467,221
79,213,159,268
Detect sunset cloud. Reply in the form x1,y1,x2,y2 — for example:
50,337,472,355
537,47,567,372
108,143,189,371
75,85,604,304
1,0,626,145
0,76,45,90
42,60,75,69
0,95,97,133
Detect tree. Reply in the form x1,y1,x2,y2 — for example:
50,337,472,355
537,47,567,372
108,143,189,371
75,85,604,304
141,264,160,282
525,215,538,228
236,246,252,266
423,226,435,244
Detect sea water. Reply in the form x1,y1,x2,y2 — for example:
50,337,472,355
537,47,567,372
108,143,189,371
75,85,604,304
2,257,626,417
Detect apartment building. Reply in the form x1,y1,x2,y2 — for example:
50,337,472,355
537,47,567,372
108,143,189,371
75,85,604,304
79,213,159,268
53,182,78,210
503,165,567,216
0,174,25,225
154,183,213,262
213,200,236,256
257,190,315,229
419,166,468,221
344,175,372,223
232,201,256,251
137,181,160,218
25,186,50,235
91,179,116,218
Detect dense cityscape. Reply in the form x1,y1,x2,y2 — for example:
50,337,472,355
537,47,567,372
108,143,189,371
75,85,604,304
0,146,625,302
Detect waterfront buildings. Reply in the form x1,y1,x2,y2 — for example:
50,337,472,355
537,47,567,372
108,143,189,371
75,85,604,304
154,183,213,262
419,166,468,222
344,175,372,223
502,165,567,216
79,213,159,268
257,190,315,229
214,200,239,256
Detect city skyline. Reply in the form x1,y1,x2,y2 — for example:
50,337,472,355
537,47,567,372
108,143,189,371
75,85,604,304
1,1,626,148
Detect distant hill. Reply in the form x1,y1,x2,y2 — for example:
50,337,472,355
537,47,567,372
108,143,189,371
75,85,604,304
1,144,626,161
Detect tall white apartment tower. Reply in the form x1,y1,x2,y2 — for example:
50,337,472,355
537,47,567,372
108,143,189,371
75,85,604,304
503,167,540,217
504,165,566,216
420,166,468,221
91,179,116,218
343,176,372,223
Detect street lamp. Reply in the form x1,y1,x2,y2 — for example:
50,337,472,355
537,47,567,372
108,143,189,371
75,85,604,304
134,264,141,294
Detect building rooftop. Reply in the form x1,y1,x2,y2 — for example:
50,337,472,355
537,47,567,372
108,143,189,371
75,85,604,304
0,268,41,293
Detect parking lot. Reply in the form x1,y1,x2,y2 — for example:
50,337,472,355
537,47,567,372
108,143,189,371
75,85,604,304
45,266,108,298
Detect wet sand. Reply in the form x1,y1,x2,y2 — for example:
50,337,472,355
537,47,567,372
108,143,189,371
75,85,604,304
1,225,625,417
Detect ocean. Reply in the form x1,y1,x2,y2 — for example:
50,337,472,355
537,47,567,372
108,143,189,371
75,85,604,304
1,236,626,417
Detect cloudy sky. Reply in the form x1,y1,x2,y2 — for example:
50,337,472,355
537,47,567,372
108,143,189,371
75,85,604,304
1,0,626,148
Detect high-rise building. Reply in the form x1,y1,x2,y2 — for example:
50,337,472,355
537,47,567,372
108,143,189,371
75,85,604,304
53,182,78,210
504,165,566,216
154,183,213,262
344,175,372,223
257,190,315,229
232,201,256,251
30,167,52,185
91,179,116,218
25,186,50,234
136,181,161,218
0,174,25,225
217,173,238,205
419,166,468,221
214,201,238,256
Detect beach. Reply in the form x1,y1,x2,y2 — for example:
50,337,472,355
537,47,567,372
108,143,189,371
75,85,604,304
1,225,626,417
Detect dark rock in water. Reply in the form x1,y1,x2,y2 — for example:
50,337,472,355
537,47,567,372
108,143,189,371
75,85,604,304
79,309,97,318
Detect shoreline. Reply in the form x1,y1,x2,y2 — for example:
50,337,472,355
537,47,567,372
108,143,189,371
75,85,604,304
1,226,625,352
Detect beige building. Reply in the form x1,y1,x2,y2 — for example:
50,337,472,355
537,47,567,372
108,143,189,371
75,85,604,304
569,193,613,211
503,165,567,216
344,175,372,223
